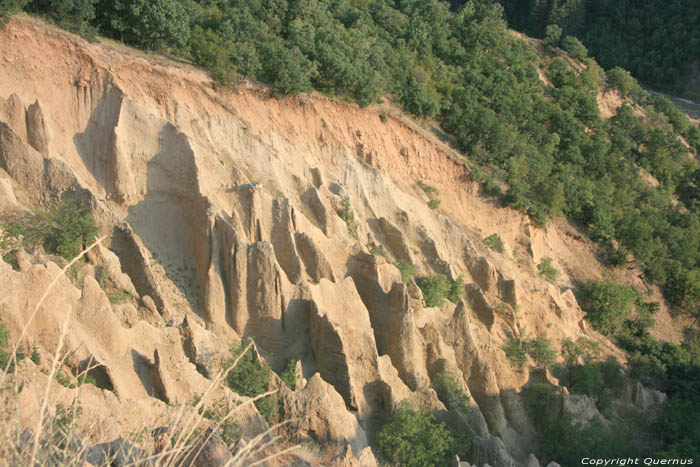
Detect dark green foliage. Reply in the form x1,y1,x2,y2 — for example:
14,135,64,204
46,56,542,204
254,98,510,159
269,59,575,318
375,402,469,467
447,276,464,304
105,288,132,304
580,279,638,337
338,196,357,239
522,380,649,465
417,181,438,196
522,382,556,423
417,274,451,308
561,356,626,412
395,260,415,284
26,0,98,39
561,336,600,365
528,334,558,368
427,198,440,210
537,257,559,283
483,233,504,253
431,371,469,414
368,243,392,262
606,67,639,98
503,335,528,370
0,322,12,371
0,0,28,25
225,343,277,424
1,200,98,260
504,331,558,369
279,359,296,391
30,344,40,365
260,41,314,96
189,25,236,85
95,0,195,51
561,35,587,60
54,370,73,388
544,24,562,47
496,0,700,91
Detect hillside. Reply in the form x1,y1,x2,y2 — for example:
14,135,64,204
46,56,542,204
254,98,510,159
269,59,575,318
0,11,699,467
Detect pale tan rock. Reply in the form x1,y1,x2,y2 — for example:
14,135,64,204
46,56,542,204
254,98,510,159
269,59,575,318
26,100,52,156
280,373,368,451
307,278,381,419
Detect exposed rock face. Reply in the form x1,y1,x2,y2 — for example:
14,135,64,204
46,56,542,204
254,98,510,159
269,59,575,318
0,18,672,467
280,373,369,453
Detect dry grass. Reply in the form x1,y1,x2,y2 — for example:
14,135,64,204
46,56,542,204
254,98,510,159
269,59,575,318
0,239,297,466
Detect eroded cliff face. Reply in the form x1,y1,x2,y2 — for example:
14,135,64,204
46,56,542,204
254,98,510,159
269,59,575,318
0,18,675,466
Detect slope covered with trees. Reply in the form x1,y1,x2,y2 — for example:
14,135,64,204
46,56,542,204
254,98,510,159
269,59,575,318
490,0,700,93
2,1,700,463
7,0,697,315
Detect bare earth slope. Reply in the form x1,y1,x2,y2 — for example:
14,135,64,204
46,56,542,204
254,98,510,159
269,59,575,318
0,18,679,466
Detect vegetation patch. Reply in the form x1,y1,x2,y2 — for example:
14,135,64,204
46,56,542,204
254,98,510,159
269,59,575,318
431,371,470,414
1,200,98,261
503,331,557,370
279,359,296,391
338,196,358,240
224,342,277,424
417,274,463,307
395,260,415,284
105,289,133,305
580,279,638,337
375,401,469,467
483,233,504,253
537,257,559,284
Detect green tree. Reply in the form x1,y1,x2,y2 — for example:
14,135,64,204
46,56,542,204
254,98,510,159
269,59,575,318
0,0,28,25
431,371,470,414
544,24,562,47
417,275,451,307
189,25,236,85
376,402,467,467
581,279,638,336
260,40,314,96
225,343,277,424
528,334,557,368
447,276,464,304
2,200,98,260
561,35,587,60
96,0,194,50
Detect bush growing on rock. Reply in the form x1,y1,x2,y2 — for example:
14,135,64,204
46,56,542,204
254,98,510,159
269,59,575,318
224,343,277,424
537,257,559,284
447,276,464,304
338,196,358,239
483,233,504,253
431,371,470,414
0,322,13,371
580,279,638,337
395,260,415,284
503,331,558,369
417,274,451,307
1,200,98,261
279,359,296,391
376,401,469,467
528,334,558,368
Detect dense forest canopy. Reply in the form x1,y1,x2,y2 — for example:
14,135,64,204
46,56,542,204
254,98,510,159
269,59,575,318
485,0,700,92
2,0,700,462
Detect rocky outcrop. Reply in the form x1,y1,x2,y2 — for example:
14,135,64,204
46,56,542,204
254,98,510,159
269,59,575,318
0,19,675,467
26,100,52,157
280,373,368,453
308,278,382,420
